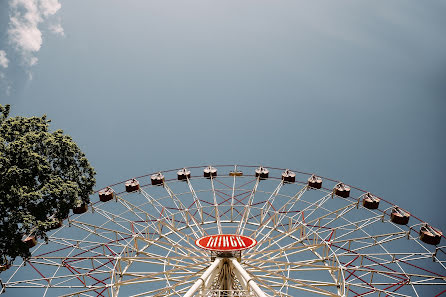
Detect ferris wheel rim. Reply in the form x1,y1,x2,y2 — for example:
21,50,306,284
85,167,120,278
91,164,444,239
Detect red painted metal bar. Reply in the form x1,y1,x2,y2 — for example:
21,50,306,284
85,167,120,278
398,259,445,277
435,288,446,296
63,262,86,285
28,261,49,283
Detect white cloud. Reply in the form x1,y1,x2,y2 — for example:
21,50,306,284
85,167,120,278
39,0,61,17
49,22,64,36
7,0,63,67
0,51,9,68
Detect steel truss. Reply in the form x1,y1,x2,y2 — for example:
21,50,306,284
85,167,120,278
0,165,445,297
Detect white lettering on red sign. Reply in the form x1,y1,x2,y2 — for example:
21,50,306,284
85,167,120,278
195,234,256,251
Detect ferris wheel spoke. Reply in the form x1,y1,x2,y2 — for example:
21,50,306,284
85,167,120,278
163,182,206,238
127,278,195,297
185,177,205,223
307,215,382,249
246,240,326,263
246,186,308,254
330,230,407,253
255,277,338,297
216,189,252,221
210,176,223,234
115,193,204,255
260,179,284,216
245,228,325,263
112,195,173,250
229,170,238,221
69,220,133,240
343,266,445,284
56,284,110,297
236,177,260,235
305,200,358,227
115,260,206,287
304,206,386,248
40,236,125,260
304,201,359,233
156,224,209,258
252,191,334,254
245,262,341,296
139,189,198,230
115,195,157,230
90,206,139,234
290,191,335,224
346,281,415,297
328,213,430,296
119,255,206,270
273,185,308,228
249,219,329,259
248,180,295,241
139,188,170,216
246,257,338,270
136,236,206,261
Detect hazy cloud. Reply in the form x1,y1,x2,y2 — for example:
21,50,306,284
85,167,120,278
0,72,12,96
38,0,61,17
49,22,64,36
7,0,62,66
0,50,9,68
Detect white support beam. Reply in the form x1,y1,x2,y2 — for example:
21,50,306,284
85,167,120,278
183,258,222,297
230,258,270,297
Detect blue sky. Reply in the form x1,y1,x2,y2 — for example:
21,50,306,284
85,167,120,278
1,0,445,240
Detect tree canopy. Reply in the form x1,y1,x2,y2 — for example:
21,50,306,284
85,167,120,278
0,104,96,266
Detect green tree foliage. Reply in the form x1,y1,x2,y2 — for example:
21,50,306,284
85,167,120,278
0,104,96,266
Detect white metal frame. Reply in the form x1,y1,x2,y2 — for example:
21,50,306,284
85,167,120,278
1,165,444,297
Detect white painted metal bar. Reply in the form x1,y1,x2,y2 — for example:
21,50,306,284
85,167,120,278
230,258,270,297
210,176,223,234
183,257,222,297
237,178,260,235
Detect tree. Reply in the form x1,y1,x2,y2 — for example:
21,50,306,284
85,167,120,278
0,104,96,266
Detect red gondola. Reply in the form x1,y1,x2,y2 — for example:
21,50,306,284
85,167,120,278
255,166,269,179
99,187,115,202
125,178,140,192
419,224,442,245
363,192,380,209
308,175,322,189
73,203,88,214
282,169,296,183
23,235,37,248
390,207,410,225
151,172,165,185
334,183,350,198
177,168,191,181
203,166,217,178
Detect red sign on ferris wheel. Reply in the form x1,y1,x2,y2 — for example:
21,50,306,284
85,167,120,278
195,234,257,252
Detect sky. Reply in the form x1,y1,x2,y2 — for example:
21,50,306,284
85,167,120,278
0,0,445,292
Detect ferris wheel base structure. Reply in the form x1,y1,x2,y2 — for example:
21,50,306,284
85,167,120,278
0,165,445,297
183,257,269,297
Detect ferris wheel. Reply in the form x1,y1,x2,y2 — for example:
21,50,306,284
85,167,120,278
1,165,445,297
